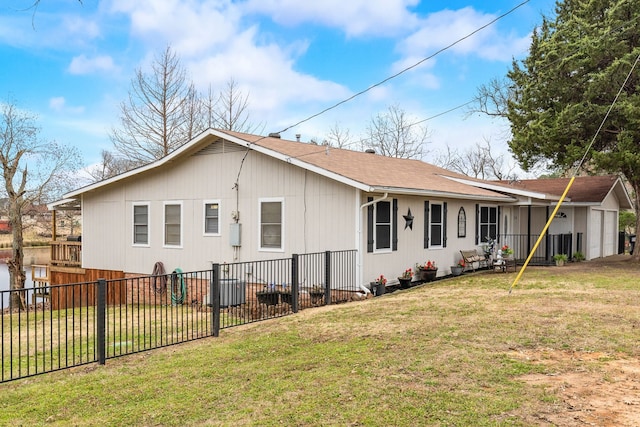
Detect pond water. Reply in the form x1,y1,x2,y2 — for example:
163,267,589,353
0,263,37,308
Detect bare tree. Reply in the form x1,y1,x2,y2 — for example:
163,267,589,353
110,45,202,165
210,78,261,133
0,98,80,310
87,150,138,182
467,77,512,118
364,105,428,159
435,138,515,180
325,122,352,148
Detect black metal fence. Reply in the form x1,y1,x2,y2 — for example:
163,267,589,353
1,250,357,383
499,233,581,264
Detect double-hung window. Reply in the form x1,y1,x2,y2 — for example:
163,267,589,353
424,201,447,248
479,206,498,242
375,200,392,251
133,203,149,246
260,198,283,251
164,202,182,247
430,202,443,248
203,201,220,235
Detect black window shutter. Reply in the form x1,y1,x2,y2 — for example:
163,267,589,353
424,201,430,249
475,204,479,245
392,198,398,251
497,206,501,242
367,197,374,252
443,202,448,248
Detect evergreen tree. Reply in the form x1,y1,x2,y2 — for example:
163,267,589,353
507,0,640,258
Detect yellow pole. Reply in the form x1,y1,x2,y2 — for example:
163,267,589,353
509,176,575,293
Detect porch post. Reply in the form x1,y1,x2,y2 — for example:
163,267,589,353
545,206,551,263
527,205,531,254
52,209,57,241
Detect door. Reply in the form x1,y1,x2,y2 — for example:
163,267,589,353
590,210,603,259
603,211,616,257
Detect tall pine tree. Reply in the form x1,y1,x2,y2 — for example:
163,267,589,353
507,0,640,259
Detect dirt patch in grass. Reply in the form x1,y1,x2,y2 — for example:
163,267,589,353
511,349,640,426
503,254,640,426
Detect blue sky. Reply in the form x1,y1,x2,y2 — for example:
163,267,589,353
0,0,556,174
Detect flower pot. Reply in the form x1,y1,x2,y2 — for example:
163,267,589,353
256,290,280,306
397,277,412,289
280,291,293,305
450,266,463,276
371,282,386,296
309,290,325,305
419,268,438,282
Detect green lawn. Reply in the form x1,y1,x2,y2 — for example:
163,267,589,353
1,258,639,426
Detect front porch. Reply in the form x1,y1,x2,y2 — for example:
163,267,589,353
499,233,582,265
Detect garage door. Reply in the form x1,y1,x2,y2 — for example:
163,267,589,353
590,210,603,259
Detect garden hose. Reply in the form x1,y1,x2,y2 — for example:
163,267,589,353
151,261,167,293
170,268,186,305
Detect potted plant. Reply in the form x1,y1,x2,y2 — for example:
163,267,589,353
573,251,585,262
416,260,438,282
500,244,514,259
450,259,465,276
553,253,568,266
397,268,413,289
371,275,387,296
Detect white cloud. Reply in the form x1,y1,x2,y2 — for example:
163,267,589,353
189,27,351,125
48,97,84,114
0,10,100,50
68,54,116,75
399,7,531,62
106,0,353,130
108,0,241,56
242,0,420,37
61,15,101,40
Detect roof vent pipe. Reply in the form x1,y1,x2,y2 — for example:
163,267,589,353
268,132,281,138
365,149,375,154
295,134,301,142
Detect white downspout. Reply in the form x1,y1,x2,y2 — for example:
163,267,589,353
357,192,389,294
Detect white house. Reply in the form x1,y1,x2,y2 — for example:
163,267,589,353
48,129,632,287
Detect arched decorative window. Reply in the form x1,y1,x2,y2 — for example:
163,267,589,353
457,207,466,238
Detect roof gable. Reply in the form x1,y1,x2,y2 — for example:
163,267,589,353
504,175,632,208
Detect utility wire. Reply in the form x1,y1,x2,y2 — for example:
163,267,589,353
234,2,529,184
351,10,640,155
276,1,531,135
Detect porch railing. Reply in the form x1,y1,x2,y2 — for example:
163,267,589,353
50,241,82,267
499,233,581,264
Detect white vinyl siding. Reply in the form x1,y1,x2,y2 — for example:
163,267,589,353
133,203,149,246
203,200,220,236
164,202,182,247
260,198,284,251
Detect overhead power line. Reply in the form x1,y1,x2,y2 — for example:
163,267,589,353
276,1,531,135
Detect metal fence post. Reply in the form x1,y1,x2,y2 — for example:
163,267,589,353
96,279,106,365
211,263,221,337
291,254,299,313
324,251,331,305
